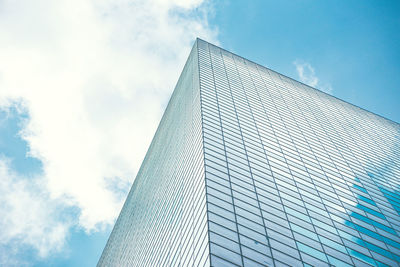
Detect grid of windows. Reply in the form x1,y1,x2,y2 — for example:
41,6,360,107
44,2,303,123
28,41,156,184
98,43,210,267
198,39,400,267
99,38,400,267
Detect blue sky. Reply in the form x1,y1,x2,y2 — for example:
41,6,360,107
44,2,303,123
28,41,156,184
0,1,399,266
211,0,400,123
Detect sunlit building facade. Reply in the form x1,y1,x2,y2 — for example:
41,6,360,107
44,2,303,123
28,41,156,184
98,39,400,267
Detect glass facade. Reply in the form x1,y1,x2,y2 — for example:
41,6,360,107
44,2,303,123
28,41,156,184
98,42,209,266
99,39,400,267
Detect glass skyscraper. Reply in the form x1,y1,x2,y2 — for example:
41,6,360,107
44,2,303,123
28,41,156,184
98,39,400,267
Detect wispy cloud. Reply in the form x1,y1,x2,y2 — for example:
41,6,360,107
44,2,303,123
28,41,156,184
293,60,333,93
0,0,217,264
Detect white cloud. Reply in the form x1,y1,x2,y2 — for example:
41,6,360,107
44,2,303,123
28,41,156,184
0,158,71,265
293,61,319,87
293,60,332,93
0,0,217,263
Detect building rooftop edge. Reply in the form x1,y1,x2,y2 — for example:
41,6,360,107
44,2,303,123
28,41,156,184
195,37,399,126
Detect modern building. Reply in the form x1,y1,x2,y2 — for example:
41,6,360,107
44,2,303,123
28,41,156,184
98,39,400,267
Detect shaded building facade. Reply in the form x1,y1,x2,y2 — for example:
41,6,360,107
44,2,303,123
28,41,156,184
98,39,400,266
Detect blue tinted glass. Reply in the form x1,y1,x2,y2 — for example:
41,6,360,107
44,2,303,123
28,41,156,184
354,224,383,241
351,212,397,235
353,184,368,193
347,248,377,266
319,236,347,253
358,195,377,206
357,204,386,219
364,241,393,260
327,255,353,267
297,242,328,262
